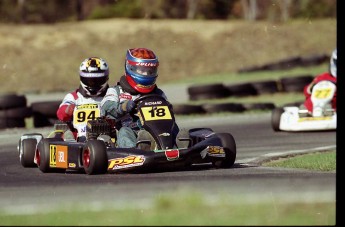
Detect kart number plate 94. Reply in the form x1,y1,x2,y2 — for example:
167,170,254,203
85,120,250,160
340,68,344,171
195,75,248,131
141,106,172,121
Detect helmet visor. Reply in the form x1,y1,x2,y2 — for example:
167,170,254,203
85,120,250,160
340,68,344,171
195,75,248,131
80,76,108,87
128,65,158,78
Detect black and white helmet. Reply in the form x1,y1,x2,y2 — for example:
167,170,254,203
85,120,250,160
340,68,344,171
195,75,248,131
330,48,337,78
79,57,109,96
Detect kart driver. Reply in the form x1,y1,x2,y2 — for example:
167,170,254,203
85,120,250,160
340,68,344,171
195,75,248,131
100,48,188,150
51,57,110,140
302,48,337,115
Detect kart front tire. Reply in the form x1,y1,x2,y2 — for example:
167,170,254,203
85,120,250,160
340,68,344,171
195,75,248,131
213,133,236,168
19,138,37,167
271,108,284,132
82,140,108,175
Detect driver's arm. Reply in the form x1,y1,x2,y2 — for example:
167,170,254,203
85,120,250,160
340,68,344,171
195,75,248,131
100,87,135,119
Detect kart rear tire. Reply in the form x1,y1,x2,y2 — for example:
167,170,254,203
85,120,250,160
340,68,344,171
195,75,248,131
19,138,37,167
271,108,284,132
82,140,108,175
213,133,236,168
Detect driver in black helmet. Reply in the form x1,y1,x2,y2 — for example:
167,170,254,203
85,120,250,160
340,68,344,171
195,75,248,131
52,57,110,140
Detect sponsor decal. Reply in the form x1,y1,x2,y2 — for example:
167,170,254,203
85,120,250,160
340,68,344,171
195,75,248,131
69,163,76,168
49,145,68,168
108,155,145,170
298,116,332,122
119,93,132,100
165,149,179,161
135,62,158,67
144,101,162,105
76,104,99,109
207,146,225,157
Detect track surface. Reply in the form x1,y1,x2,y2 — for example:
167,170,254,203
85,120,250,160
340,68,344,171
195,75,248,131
0,113,336,214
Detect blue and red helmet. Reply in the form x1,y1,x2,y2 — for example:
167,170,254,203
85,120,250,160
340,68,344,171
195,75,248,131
125,48,159,93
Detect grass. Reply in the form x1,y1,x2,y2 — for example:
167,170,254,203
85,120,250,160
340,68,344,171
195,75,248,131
0,193,335,226
263,150,336,171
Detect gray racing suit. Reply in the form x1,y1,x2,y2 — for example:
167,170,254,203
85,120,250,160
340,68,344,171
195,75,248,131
100,84,179,148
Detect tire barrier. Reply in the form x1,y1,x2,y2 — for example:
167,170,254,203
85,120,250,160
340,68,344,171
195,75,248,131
0,94,30,129
173,104,206,115
225,82,258,97
188,75,315,100
202,103,246,114
238,54,329,73
31,101,61,128
250,80,279,95
278,75,313,93
188,83,230,101
0,72,317,129
242,102,276,111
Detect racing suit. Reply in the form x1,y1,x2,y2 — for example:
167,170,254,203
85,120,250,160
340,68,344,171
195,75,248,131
303,72,337,113
55,88,106,140
100,83,180,148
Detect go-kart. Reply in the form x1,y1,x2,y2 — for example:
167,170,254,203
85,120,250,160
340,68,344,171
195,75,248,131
271,80,336,132
18,94,237,174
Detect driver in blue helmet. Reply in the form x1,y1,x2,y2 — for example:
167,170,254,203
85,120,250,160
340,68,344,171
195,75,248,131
100,48,188,150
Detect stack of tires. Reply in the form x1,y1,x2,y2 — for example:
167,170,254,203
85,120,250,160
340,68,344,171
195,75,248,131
0,94,32,129
31,101,61,128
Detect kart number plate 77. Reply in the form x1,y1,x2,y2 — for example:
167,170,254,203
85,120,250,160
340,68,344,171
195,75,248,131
140,105,172,121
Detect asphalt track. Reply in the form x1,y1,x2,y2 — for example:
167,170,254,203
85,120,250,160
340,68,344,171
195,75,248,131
0,112,336,216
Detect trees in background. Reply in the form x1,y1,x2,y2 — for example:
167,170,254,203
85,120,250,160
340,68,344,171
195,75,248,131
0,0,336,24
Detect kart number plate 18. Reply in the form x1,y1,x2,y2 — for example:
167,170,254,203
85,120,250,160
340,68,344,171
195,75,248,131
141,106,172,121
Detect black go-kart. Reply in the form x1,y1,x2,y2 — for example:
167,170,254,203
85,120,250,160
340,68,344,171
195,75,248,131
18,94,236,174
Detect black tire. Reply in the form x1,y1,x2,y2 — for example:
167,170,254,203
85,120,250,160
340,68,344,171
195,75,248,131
188,83,230,101
202,103,245,113
243,102,276,111
0,94,27,109
213,133,236,168
187,83,227,95
226,82,258,97
279,75,314,92
37,138,64,173
33,113,58,128
0,106,32,119
82,140,108,175
189,92,230,101
300,54,329,67
271,108,284,132
282,101,304,107
0,118,26,129
264,56,302,71
251,80,279,95
31,101,61,117
19,138,37,167
173,104,205,115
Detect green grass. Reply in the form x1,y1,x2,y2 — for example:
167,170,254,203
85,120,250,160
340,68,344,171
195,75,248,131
263,150,336,171
0,193,335,226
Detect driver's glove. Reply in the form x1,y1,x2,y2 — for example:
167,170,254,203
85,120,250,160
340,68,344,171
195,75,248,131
121,100,135,113
101,100,117,119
